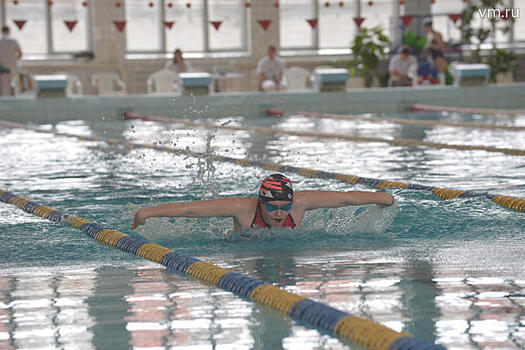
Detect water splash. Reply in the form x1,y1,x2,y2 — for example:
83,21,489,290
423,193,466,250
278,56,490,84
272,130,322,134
126,201,398,246
184,128,220,200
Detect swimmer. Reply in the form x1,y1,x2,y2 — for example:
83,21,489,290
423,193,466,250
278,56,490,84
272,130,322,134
131,174,394,231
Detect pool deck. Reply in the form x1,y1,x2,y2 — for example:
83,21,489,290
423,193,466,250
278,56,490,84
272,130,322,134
0,83,524,123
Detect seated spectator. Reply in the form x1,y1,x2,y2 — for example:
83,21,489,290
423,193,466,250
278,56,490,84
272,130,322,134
256,46,286,91
164,48,191,91
388,45,417,87
165,48,191,74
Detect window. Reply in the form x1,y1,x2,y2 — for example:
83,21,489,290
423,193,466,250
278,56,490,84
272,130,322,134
5,0,46,54
51,0,90,53
1,0,90,55
515,0,525,41
430,0,464,44
165,0,205,52
126,0,162,52
319,0,357,49
280,0,316,49
208,0,245,51
280,0,393,51
125,0,248,53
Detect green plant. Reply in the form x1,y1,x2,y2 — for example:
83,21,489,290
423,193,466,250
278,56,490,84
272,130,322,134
402,31,427,53
486,48,517,82
459,0,515,64
350,26,390,88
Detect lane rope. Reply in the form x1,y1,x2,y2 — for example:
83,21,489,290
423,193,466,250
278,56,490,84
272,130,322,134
0,190,445,350
409,104,525,116
296,111,525,132
123,112,525,157
1,119,524,213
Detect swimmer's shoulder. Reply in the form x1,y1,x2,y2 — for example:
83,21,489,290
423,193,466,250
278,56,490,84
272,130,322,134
227,197,258,228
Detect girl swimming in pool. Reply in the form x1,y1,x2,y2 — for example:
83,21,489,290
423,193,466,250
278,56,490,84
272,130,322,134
131,174,394,231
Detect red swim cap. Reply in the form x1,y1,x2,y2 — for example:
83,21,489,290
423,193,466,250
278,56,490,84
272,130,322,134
258,174,293,202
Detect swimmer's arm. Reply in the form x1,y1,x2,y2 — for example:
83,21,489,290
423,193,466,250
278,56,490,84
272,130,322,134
131,197,250,229
296,190,394,211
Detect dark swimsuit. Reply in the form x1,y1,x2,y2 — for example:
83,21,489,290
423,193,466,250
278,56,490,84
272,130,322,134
250,202,296,229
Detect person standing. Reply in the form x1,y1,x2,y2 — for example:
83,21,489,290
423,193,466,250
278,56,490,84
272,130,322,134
422,18,447,85
0,26,22,96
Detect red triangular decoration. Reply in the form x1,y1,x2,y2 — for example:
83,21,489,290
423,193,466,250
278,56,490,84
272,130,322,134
258,20,271,31
306,19,318,29
64,20,78,32
448,13,461,23
400,15,413,27
210,21,222,30
13,20,26,30
353,17,365,28
164,21,175,29
113,20,126,32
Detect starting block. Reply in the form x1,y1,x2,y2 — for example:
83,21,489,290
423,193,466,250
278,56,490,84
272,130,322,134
34,74,68,98
313,68,349,92
179,72,212,95
449,63,490,86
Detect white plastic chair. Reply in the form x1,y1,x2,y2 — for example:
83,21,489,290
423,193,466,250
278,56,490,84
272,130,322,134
55,71,83,96
91,72,126,95
147,69,177,93
283,67,311,91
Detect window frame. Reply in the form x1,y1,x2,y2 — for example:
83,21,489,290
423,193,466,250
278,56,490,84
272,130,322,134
0,0,92,56
0,0,93,59
280,0,362,51
125,0,249,54
279,0,524,54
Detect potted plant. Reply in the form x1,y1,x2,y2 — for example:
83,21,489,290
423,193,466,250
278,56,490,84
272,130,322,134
349,26,390,88
459,0,517,83
487,48,517,83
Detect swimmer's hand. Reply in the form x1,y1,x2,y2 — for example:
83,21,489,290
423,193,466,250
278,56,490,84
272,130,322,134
131,209,147,229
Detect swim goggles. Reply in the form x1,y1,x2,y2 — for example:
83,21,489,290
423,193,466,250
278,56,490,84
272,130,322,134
262,201,293,212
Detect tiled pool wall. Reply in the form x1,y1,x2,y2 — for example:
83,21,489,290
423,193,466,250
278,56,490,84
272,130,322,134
0,83,524,123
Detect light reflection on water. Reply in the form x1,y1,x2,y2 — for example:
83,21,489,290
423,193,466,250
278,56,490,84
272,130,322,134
0,257,524,349
1,112,525,349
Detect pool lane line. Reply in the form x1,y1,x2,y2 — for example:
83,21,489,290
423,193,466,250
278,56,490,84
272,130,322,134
123,112,525,157
1,119,524,213
296,111,525,132
409,104,525,116
0,190,445,350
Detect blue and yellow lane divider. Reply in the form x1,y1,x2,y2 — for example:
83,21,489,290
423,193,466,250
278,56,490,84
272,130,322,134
1,119,524,213
0,189,445,349
123,112,525,157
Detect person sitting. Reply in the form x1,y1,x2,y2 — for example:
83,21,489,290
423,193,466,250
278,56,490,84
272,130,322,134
388,45,417,87
422,18,447,85
256,46,286,91
164,48,192,91
131,173,394,231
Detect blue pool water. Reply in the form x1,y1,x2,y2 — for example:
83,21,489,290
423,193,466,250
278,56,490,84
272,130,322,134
1,111,525,349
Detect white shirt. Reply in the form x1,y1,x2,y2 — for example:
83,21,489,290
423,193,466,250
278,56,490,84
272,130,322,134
388,54,417,76
164,60,192,74
256,56,285,80
0,35,21,73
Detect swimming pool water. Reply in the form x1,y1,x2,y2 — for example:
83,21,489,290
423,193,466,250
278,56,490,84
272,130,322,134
1,111,525,349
